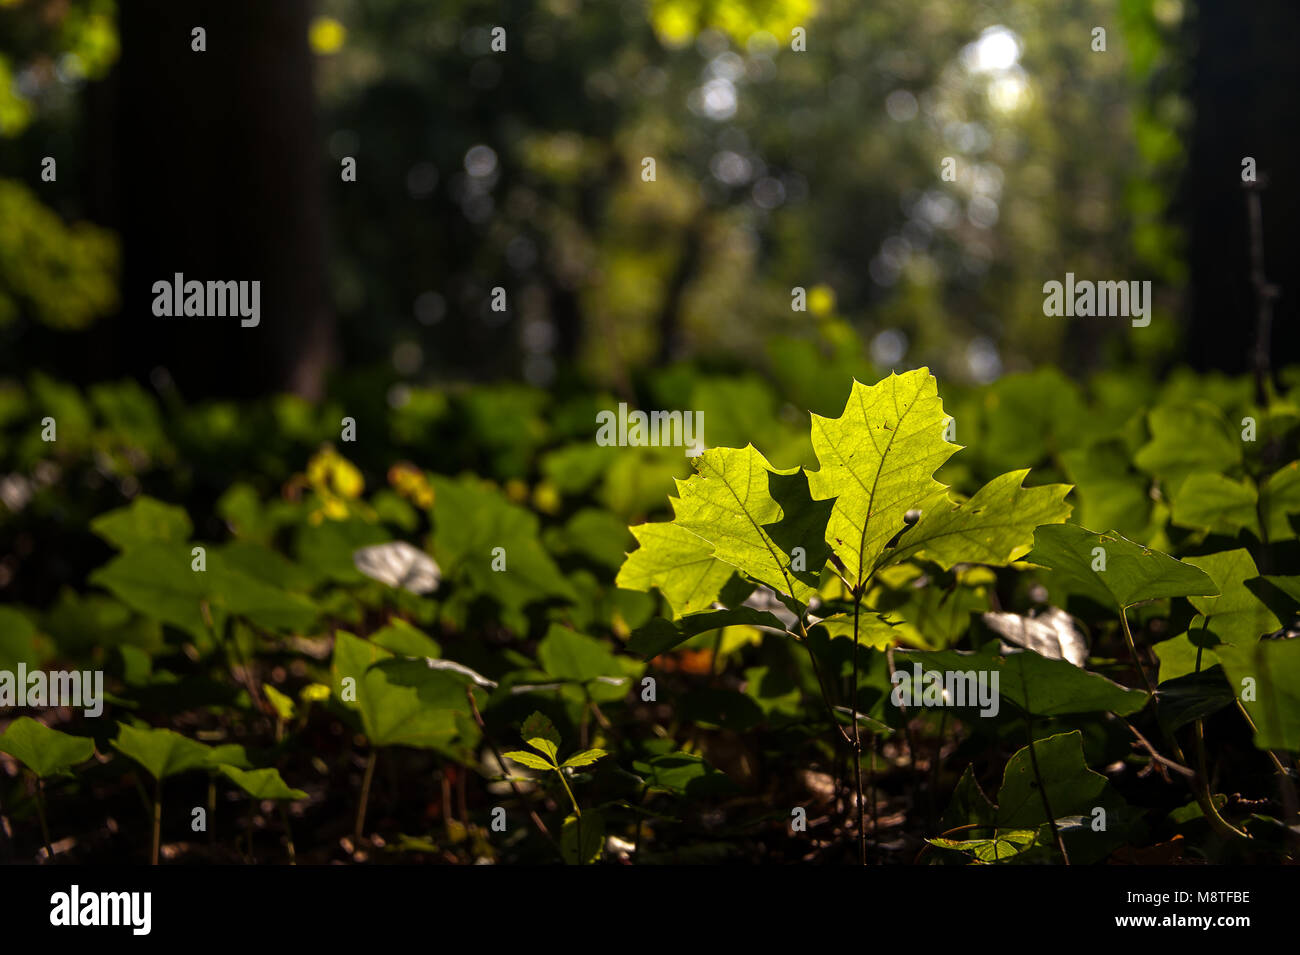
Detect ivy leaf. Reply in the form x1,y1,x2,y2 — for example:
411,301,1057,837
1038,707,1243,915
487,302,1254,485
429,475,577,621
0,717,95,779
1261,461,1300,541
90,496,192,551
671,445,818,605
1184,550,1281,645
90,542,210,640
331,631,461,749
633,752,736,797
996,731,1118,831
1170,473,1260,537
1215,639,1300,752
219,765,307,801
908,646,1148,717
537,624,625,685
111,724,213,782
561,810,604,865
616,521,732,618
561,748,607,769
626,606,787,659
807,369,959,587
1024,523,1218,610
504,750,555,771
882,469,1072,572
928,829,1041,863
1133,402,1240,494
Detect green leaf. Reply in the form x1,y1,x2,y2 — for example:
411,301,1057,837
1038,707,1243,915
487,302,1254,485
331,631,461,749
111,724,213,781
561,748,607,768
616,521,733,618
1155,669,1236,733
537,624,624,685
1134,402,1240,493
430,476,577,618
90,542,210,640
1170,473,1260,536
520,711,561,764
995,731,1108,829
1215,639,1300,752
941,764,996,833
0,717,95,778
907,646,1149,717
1262,461,1300,541
670,445,818,605
90,542,319,637
503,750,554,771
1184,549,1281,645
807,369,959,586
883,469,1072,571
626,606,786,659
1060,440,1151,540
219,765,307,801
1024,523,1218,610
809,612,902,651
928,829,1041,863
0,606,46,671
762,467,835,588
550,508,634,570
90,496,193,550
263,684,296,721
632,753,736,797
369,618,441,659
561,810,605,865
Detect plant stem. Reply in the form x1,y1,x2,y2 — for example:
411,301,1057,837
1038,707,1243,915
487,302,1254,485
207,777,216,846
246,796,256,863
555,767,581,817
465,688,557,848
851,591,866,865
1140,635,1251,844
151,778,162,866
1117,608,1155,695
354,749,377,848
279,803,296,864
1024,718,1069,865
34,776,53,862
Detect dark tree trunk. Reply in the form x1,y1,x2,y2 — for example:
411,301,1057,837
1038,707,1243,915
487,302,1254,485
1183,0,1299,379
93,0,334,400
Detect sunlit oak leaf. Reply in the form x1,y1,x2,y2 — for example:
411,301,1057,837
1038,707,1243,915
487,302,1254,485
671,445,818,606
807,369,959,587
616,520,732,618
882,469,1072,572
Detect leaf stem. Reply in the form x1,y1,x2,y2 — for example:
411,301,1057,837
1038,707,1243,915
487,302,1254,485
279,802,296,865
1024,718,1069,865
151,777,162,866
354,749,377,848
34,776,53,862
851,591,866,865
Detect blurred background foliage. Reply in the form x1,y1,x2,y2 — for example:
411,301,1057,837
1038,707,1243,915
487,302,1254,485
0,0,1296,601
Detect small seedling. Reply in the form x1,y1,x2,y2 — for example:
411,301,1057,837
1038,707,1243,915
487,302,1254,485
504,711,606,864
